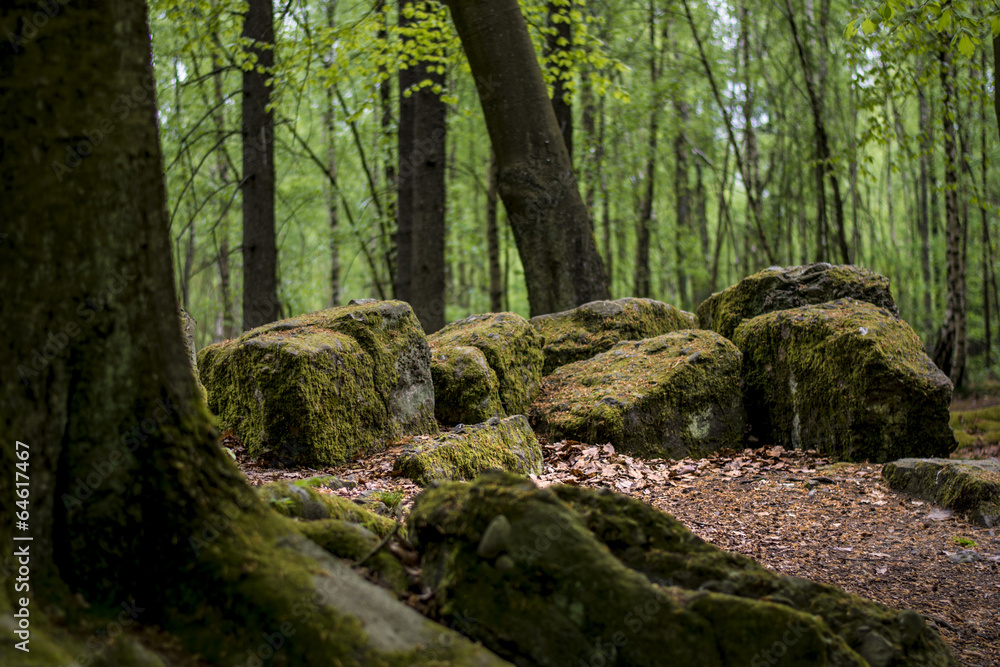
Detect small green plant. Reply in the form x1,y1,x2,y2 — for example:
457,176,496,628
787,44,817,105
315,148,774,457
372,490,404,510
952,536,977,548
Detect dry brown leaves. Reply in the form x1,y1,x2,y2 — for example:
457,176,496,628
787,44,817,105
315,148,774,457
233,430,1000,666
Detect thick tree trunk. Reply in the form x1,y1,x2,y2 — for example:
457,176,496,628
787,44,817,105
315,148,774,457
447,0,609,316
933,48,966,388
486,150,503,312
241,0,279,329
0,3,508,664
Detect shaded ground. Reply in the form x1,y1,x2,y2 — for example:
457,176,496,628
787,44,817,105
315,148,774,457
231,408,1000,667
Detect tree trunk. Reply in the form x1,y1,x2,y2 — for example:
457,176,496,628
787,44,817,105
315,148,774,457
396,1,417,304
785,0,848,264
403,56,447,333
241,0,279,329
326,0,341,307
635,1,660,300
546,0,573,164
377,0,397,290
486,150,503,312
918,86,934,335
983,47,994,369
447,0,609,316
933,47,966,388
210,46,237,339
0,3,508,663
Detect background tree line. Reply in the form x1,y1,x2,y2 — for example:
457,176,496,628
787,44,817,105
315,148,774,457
151,0,1000,389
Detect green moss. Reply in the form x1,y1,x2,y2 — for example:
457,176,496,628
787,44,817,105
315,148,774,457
395,415,543,486
882,458,1000,527
733,298,955,462
198,300,437,467
950,404,1000,451
407,472,954,666
529,297,697,374
530,330,745,458
698,263,898,341
429,344,504,425
429,312,544,414
257,480,399,538
297,519,410,597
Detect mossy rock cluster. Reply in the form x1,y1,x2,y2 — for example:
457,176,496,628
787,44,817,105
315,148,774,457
530,330,745,459
198,300,437,467
394,415,543,486
733,298,956,462
882,458,1000,527
429,312,544,419
529,297,696,374
408,471,955,667
697,263,899,341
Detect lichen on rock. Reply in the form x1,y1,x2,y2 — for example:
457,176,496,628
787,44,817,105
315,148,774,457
882,458,1000,527
429,344,504,425
697,263,899,341
407,471,956,666
733,298,955,462
529,297,696,374
198,300,437,467
530,330,745,459
429,312,544,415
394,415,542,486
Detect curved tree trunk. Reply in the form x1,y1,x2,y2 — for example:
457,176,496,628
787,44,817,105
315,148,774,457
0,2,505,664
446,0,609,316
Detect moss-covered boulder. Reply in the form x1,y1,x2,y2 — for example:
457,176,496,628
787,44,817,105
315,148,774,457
257,478,400,538
394,415,542,486
733,298,956,462
430,344,504,425
409,472,955,667
429,312,544,415
530,330,745,458
882,458,1000,527
198,299,437,467
529,297,696,374
297,519,410,596
698,263,899,341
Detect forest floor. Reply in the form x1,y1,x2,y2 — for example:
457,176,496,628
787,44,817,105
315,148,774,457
235,396,1000,667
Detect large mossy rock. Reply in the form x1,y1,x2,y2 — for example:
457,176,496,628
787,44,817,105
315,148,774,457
882,458,1000,527
529,297,696,374
530,330,745,459
429,312,544,416
698,263,899,340
198,300,437,467
409,472,955,667
394,415,542,486
429,344,503,425
733,298,955,462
